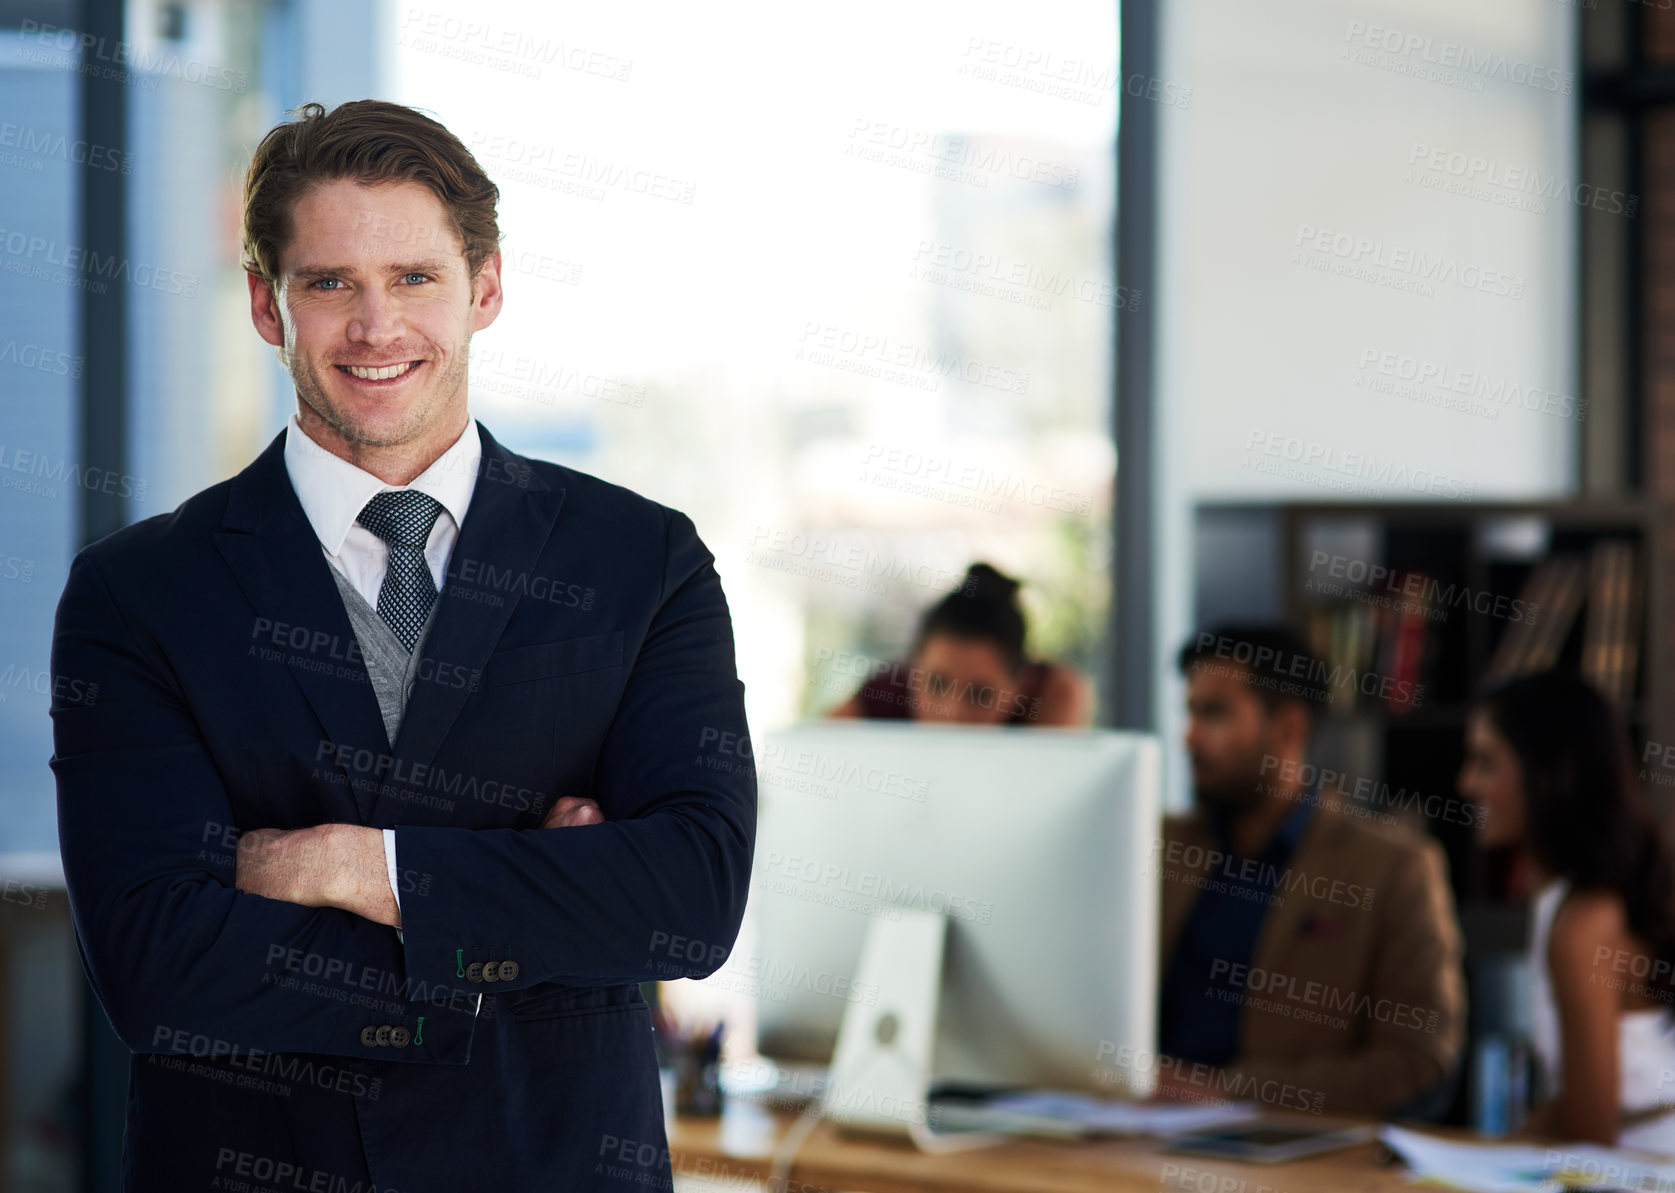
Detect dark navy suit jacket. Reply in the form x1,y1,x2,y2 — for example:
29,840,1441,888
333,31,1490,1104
49,423,756,1190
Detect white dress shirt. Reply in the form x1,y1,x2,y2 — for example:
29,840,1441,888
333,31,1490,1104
282,412,482,923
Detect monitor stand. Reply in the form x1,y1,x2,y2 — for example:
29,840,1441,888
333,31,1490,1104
821,909,1008,1153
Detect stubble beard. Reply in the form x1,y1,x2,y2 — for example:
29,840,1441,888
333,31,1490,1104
289,337,470,450
1193,777,1267,818
1192,735,1275,818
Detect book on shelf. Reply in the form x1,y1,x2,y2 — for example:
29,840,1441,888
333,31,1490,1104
1301,540,1644,716
1482,545,1641,706
1482,556,1588,685
1380,577,1433,714
1304,573,1434,716
1580,540,1639,707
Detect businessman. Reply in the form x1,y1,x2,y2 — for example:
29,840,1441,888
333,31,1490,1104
50,99,755,1189
1153,626,1464,1118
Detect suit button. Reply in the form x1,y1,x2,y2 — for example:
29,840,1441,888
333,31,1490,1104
360,1026,379,1047
482,961,500,982
499,960,519,981
375,1025,392,1047
389,1026,410,1048
466,962,483,983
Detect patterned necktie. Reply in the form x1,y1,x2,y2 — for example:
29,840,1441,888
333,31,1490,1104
356,490,445,653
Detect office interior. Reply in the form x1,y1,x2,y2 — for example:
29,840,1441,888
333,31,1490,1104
0,0,1659,1189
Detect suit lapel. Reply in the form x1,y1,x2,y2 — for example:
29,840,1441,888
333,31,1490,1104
214,431,392,824
213,423,567,828
1248,810,1327,981
386,424,565,784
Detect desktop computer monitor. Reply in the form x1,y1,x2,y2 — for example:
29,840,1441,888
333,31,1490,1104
747,721,1162,1099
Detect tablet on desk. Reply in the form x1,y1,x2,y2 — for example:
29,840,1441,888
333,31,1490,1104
1161,1122,1377,1164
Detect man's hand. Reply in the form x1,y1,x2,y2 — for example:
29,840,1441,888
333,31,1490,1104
236,824,397,927
540,796,602,829
234,801,603,926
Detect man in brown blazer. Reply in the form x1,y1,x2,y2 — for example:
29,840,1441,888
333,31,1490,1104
1154,626,1466,1118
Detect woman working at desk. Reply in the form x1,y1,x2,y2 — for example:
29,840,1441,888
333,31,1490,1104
829,562,1090,726
1458,671,1675,1152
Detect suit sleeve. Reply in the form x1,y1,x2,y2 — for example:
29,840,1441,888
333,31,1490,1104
51,551,479,1064
1222,838,1467,1116
392,508,756,992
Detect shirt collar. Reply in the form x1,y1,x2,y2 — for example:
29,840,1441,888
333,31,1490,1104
282,413,482,556
1271,792,1316,856
1208,786,1317,862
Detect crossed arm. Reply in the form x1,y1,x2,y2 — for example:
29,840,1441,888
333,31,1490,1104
233,797,605,927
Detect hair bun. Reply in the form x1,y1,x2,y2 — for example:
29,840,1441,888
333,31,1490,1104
964,562,1021,602
917,561,1029,672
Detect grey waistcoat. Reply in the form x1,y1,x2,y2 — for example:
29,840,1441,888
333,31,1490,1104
327,566,439,747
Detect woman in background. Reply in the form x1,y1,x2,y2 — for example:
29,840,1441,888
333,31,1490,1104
829,562,1090,726
1458,670,1675,1151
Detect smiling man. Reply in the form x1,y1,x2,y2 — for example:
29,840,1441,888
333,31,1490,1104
49,100,755,1190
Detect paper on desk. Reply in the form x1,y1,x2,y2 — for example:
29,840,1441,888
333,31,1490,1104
983,1091,1261,1136
1380,1125,1675,1193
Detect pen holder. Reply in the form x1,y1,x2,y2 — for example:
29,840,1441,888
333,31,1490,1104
673,1041,722,1117
650,1000,725,1118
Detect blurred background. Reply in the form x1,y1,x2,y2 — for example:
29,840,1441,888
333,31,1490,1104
0,0,1650,1186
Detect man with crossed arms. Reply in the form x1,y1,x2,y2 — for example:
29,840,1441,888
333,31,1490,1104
50,99,754,1189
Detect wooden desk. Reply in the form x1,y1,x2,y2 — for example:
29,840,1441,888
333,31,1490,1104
667,1108,1419,1193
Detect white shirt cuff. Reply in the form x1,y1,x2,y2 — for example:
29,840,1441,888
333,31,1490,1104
383,828,403,941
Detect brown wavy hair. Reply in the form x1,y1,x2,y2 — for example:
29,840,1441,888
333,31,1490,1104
241,99,501,285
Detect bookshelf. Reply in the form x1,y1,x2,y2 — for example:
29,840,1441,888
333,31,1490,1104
1198,502,1659,872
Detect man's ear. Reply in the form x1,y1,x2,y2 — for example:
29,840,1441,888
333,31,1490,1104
468,249,504,334
1274,700,1312,754
247,271,285,349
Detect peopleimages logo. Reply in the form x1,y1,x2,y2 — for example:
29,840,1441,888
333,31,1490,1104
1244,429,1478,501
0,124,132,174
759,850,993,924
757,741,931,803
1294,225,1525,300
1356,347,1586,423
956,38,1193,110
1259,755,1486,830
1208,960,1442,1034
465,134,695,204
1090,1042,1325,1113
745,525,976,597
398,8,632,81
1145,837,1376,911
0,229,199,298
18,19,251,92
1342,21,1573,94
910,240,1139,312
1406,143,1636,218
716,952,880,1007
845,118,1080,191
1306,548,1539,623
1191,629,1425,710
795,321,1031,396
859,444,1092,516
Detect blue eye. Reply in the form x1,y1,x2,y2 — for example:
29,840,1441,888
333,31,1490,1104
403,273,431,285
312,278,343,290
